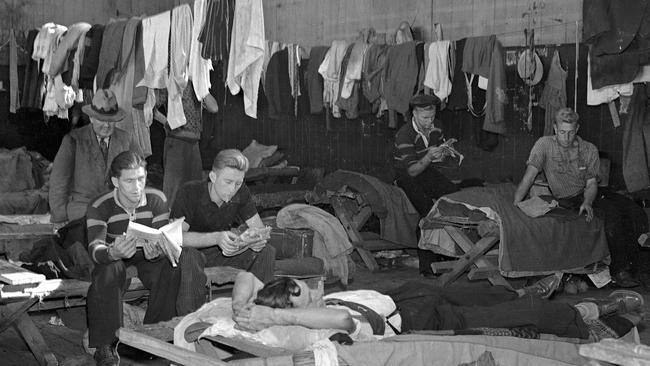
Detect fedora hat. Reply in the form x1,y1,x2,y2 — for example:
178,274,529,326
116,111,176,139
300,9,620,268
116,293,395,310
517,49,543,86
81,89,126,122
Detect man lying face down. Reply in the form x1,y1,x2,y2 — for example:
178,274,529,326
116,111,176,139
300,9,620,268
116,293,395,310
232,272,643,342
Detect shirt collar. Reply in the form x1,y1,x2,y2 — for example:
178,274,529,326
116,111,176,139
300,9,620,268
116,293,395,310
113,188,147,213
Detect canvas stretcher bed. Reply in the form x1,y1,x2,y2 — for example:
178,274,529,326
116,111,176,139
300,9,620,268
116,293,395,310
117,321,612,366
420,183,610,286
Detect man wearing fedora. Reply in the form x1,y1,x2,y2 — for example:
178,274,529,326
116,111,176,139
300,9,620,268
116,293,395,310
392,94,460,276
49,89,139,279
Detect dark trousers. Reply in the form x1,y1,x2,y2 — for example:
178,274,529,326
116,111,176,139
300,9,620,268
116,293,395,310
560,191,649,275
163,138,203,207
388,282,589,339
396,167,459,273
87,248,205,346
200,245,276,283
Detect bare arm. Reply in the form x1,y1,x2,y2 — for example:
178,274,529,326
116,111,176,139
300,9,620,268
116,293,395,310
232,271,265,314
579,178,598,222
514,165,539,204
234,304,355,333
407,147,444,177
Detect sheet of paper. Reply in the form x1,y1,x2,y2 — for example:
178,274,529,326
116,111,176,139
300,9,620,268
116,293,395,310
587,267,611,288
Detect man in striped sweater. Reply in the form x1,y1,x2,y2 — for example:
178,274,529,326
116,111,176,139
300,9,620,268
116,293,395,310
85,151,206,366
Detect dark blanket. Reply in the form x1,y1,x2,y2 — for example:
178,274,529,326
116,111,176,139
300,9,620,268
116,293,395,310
420,183,609,277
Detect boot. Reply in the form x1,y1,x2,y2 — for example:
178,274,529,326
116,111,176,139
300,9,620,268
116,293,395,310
93,344,118,366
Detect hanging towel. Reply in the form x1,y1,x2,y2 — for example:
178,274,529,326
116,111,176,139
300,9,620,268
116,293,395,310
226,0,265,118
424,40,452,101
539,50,567,136
167,4,193,129
138,11,170,89
9,29,20,113
319,40,349,118
188,0,213,101
276,204,353,285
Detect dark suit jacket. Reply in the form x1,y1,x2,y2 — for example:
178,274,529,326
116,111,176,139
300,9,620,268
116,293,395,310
49,124,136,222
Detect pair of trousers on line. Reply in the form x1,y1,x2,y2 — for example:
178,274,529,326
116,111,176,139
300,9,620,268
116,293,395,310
560,191,649,275
389,282,589,339
163,137,202,208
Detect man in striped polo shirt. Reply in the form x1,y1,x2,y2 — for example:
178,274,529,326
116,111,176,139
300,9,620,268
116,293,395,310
514,108,648,289
85,151,206,366
393,94,459,276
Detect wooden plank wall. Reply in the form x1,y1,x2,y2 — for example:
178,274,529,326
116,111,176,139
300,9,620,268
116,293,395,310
264,0,582,48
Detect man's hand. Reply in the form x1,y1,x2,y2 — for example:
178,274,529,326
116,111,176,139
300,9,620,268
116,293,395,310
579,202,594,222
426,146,446,162
111,235,137,259
248,239,267,252
215,231,240,253
233,304,278,331
141,239,162,260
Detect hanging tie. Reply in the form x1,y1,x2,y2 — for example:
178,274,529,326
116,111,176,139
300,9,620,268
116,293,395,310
100,138,109,163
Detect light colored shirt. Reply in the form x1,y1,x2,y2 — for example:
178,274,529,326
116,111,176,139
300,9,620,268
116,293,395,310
526,136,600,199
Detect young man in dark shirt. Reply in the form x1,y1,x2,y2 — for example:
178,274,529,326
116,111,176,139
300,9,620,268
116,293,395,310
171,149,275,283
393,94,459,276
86,151,205,366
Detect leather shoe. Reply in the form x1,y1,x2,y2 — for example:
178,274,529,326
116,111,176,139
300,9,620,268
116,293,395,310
612,271,640,288
583,290,644,317
522,273,562,299
93,344,118,366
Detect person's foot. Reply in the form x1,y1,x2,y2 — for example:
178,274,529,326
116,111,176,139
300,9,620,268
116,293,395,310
612,271,640,288
520,274,562,299
93,344,118,366
584,290,645,317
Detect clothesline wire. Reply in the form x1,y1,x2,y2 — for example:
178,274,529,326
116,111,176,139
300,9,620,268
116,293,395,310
490,20,582,39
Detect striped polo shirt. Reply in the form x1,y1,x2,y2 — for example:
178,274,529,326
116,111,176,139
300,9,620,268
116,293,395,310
86,188,170,264
393,119,444,176
526,136,600,199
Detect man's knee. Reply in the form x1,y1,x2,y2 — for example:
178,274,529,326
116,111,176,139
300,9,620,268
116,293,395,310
179,247,206,269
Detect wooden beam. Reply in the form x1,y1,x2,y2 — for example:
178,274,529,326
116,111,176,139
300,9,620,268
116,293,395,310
13,312,58,366
442,227,512,290
0,298,38,333
117,328,228,366
434,234,497,287
330,197,379,272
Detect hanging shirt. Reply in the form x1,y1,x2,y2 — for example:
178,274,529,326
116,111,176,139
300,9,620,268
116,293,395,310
226,0,266,118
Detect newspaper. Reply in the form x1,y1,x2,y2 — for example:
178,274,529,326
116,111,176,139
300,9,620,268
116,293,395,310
126,219,184,267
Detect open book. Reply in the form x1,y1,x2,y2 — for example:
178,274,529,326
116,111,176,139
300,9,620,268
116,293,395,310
222,226,272,257
126,218,184,267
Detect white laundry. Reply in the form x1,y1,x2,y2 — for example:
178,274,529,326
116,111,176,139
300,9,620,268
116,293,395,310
226,0,266,118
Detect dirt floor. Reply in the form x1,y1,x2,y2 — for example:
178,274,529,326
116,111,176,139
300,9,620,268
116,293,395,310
2,258,650,366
